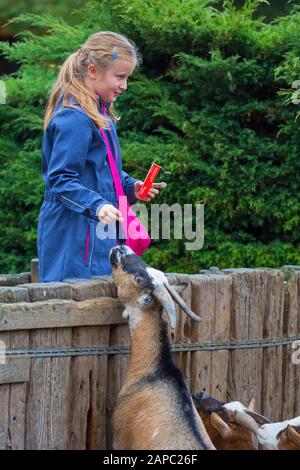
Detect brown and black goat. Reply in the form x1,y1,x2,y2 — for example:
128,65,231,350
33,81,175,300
192,392,271,450
277,425,300,450
110,245,215,450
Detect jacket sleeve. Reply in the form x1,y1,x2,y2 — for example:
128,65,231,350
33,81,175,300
121,171,140,204
47,109,108,220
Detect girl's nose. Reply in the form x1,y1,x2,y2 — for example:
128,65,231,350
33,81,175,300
120,80,127,91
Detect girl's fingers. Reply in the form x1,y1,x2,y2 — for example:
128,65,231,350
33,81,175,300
140,186,163,202
111,210,124,223
99,205,124,224
106,215,123,224
115,209,124,222
149,188,159,196
151,182,167,189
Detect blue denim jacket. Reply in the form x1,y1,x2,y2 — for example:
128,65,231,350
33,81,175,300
37,96,138,282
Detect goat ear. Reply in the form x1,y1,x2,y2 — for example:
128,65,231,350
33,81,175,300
173,282,188,294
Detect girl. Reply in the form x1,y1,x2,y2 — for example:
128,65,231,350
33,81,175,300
38,31,165,282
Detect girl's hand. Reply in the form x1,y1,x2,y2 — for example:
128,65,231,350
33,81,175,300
98,204,124,224
134,181,167,202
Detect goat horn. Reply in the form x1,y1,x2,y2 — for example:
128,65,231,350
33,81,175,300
233,411,260,433
245,410,271,425
286,425,300,448
163,282,201,322
153,284,177,329
248,397,255,412
210,412,232,439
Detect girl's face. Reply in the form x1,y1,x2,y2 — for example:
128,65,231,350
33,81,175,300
85,59,135,103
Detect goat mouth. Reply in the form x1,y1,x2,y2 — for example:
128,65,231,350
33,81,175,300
109,244,135,267
109,246,123,267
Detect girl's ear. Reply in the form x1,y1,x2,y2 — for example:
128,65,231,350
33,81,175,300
87,64,97,79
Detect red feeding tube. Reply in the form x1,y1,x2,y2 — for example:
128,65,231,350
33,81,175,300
138,163,161,200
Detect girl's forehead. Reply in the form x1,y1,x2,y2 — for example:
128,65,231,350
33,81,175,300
109,59,135,76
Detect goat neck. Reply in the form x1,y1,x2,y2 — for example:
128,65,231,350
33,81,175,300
124,303,171,384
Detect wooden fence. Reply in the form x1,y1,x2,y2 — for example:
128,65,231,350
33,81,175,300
0,266,299,449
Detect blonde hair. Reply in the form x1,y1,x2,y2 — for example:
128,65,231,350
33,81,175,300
44,31,142,130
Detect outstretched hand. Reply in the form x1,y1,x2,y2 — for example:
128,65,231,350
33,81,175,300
98,204,124,224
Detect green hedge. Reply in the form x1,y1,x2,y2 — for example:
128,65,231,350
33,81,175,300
0,0,299,274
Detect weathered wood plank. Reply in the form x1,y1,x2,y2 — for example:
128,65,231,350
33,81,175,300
261,270,285,421
68,326,93,450
294,273,300,417
25,329,53,449
67,324,110,450
0,332,10,449
19,282,73,302
0,297,125,331
0,358,30,385
106,323,130,450
281,272,298,420
31,259,39,283
0,287,29,303
85,325,110,450
70,278,117,301
8,331,30,450
48,328,72,449
190,275,216,395
25,328,72,449
0,273,31,287
210,275,232,402
170,274,192,384
227,270,266,412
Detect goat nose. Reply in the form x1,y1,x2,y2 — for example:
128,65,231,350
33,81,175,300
109,246,121,266
116,245,125,255
109,244,128,266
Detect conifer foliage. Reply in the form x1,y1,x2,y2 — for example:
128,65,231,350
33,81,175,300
0,0,299,273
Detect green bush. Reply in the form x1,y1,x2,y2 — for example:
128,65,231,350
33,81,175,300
0,0,299,274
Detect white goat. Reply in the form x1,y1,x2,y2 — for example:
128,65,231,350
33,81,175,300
257,416,300,450
110,245,215,450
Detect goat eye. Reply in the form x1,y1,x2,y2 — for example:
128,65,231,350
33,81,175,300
142,294,153,305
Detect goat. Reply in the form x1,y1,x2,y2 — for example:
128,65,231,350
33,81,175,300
257,417,300,450
193,392,300,450
110,244,215,450
277,425,300,450
192,392,271,450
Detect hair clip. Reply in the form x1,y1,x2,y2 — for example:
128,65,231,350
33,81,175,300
76,48,82,57
111,46,118,59
87,50,94,63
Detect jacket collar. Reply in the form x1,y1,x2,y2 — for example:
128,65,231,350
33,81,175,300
53,92,111,116
97,95,111,113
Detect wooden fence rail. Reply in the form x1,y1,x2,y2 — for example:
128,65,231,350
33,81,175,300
0,267,299,449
